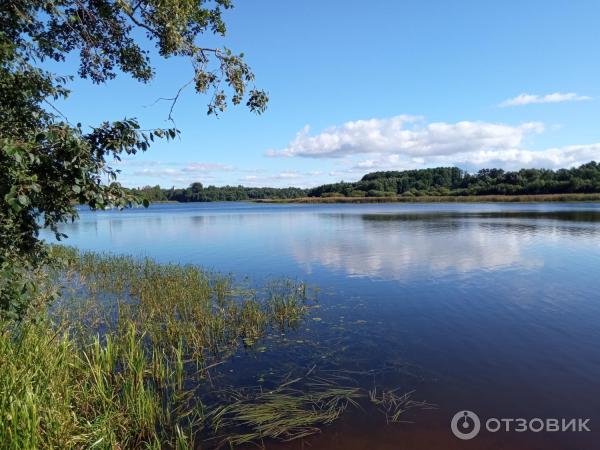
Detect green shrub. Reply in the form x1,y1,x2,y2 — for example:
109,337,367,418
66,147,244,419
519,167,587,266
348,190,367,197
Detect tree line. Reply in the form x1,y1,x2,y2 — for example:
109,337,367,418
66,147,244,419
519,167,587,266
309,162,600,197
133,162,600,202
132,182,307,202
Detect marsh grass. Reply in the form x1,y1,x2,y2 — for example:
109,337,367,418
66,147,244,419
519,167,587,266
49,245,311,367
209,383,359,446
206,371,434,447
0,246,430,449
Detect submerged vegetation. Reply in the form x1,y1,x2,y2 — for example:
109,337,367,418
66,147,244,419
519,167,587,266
210,374,363,446
53,246,310,360
0,247,429,448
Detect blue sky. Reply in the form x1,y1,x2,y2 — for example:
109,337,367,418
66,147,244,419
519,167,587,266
52,0,600,188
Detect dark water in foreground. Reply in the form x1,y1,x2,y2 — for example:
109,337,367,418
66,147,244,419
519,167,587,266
42,202,600,449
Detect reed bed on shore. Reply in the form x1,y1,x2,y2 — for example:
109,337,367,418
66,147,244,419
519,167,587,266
0,246,429,449
2,246,315,449
49,245,310,366
254,193,600,204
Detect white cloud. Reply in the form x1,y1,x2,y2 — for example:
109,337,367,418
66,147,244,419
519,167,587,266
115,158,328,188
239,171,324,188
499,92,592,107
266,115,543,159
129,162,233,178
348,143,600,173
441,144,600,168
264,115,600,177
112,113,600,188
180,163,234,173
115,161,235,187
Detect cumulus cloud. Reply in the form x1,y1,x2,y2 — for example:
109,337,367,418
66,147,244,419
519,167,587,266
499,92,592,107
266,115,544,159
113,112,600,188
346,143,600,173
265,114,600,176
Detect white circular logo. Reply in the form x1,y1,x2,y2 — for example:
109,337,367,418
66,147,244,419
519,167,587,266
451,410,481,440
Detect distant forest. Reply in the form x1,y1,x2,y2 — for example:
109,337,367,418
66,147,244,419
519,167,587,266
134,161,600,202
133,183,307,202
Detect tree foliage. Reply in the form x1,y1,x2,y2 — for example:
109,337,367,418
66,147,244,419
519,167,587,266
134,183,307,202
307,163,600,198
131,162,600,204
1,0,267,316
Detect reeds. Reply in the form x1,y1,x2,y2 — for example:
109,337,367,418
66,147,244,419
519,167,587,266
253,192,600,204
48,245,311,368
0,316,203,449
0,246,430,449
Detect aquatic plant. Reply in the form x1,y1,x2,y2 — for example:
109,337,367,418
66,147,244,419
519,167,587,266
0,246,429,449
206,370,362,446
368,388,435,424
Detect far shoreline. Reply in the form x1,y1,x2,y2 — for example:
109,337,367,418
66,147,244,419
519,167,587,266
251,193,600,204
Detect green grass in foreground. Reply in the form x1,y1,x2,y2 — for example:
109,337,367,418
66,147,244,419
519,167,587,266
254,192,600,204
0,247,429,449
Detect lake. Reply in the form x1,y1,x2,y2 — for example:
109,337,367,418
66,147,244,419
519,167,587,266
42,202,600,449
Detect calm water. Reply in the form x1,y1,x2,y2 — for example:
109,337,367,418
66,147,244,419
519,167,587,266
42,202,600,449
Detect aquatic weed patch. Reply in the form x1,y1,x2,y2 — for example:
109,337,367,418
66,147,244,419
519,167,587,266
0,246,431,449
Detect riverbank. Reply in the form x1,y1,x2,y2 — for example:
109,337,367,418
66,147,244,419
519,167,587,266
253,193,600,204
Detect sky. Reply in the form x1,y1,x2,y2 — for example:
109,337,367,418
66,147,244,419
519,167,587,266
51,0,600,188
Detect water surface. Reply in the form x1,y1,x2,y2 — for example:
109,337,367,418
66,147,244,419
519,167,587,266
42,202,600,449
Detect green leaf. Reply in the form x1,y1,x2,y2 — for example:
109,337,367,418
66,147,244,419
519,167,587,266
17,194,29,206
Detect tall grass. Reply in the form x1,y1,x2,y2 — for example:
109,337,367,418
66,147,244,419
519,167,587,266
0,246,429,449
50,246,310,367
1,246,314,449
0,316,208,449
